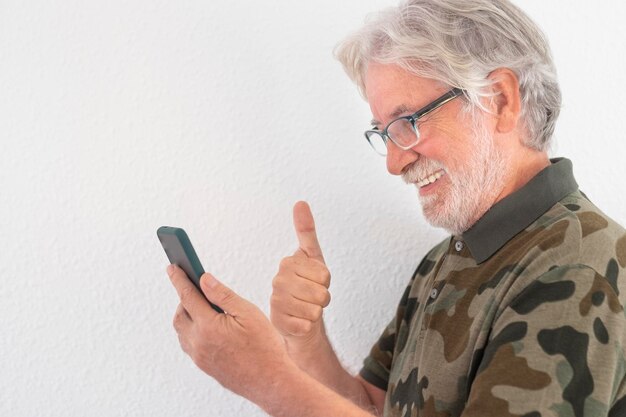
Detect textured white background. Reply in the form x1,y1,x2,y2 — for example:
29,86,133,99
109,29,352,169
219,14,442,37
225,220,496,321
1,1,625,416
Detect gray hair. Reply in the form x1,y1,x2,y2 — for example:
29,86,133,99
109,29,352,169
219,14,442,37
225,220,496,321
334,0,561,151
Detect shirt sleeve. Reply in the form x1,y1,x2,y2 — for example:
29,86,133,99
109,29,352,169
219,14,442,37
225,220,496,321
359,315,398,391
461,264,626,417
359,279,415,391
360,244,444,392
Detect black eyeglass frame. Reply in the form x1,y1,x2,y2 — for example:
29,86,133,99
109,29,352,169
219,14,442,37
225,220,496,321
364,87,465,155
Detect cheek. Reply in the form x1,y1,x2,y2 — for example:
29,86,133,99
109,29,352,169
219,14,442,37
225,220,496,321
418,123,466,166
433,120,470,147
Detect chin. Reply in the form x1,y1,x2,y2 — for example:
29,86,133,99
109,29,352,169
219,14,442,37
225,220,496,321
419,195,475,236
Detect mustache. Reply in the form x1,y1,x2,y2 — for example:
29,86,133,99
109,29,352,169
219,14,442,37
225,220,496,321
401,158,445,184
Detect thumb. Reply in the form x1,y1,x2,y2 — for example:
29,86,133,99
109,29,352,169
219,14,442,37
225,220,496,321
200,273,250,317
293,201,325,263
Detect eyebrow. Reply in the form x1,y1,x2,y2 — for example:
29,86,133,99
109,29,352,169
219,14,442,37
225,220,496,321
370,104,411,127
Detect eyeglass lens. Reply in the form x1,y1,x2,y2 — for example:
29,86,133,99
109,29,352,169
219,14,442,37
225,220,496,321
387,118,419,146
366,118,419,156
366,132,388,155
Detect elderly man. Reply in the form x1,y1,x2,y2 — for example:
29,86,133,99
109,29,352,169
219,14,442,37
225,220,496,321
166,0,626,416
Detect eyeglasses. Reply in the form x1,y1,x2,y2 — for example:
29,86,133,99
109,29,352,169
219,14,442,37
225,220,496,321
364,88,464,156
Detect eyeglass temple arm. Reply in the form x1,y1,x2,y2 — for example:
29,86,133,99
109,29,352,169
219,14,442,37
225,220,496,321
416,88,464,119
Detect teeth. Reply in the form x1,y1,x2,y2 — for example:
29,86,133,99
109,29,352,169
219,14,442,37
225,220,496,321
417,170,444,187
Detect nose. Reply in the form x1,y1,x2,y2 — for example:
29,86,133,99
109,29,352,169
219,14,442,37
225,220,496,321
386,140,418,176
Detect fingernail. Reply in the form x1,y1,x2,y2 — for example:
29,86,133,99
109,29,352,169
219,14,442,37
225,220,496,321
205,274,219,288
167,264,175,275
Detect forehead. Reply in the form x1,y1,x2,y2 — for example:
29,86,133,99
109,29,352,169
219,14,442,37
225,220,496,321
365,62,446,123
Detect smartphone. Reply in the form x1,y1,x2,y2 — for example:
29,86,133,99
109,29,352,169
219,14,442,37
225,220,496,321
157,226,224,313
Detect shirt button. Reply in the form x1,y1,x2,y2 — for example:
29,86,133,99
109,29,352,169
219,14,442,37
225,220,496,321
430,288,439,299
455,241,464,252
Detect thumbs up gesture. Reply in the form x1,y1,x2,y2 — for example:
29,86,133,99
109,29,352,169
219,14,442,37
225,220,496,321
270,201,331,349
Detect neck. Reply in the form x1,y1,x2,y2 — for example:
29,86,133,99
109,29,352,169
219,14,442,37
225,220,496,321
495,148,550,205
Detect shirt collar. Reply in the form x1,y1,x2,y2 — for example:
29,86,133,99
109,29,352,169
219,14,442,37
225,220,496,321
462,157,579,264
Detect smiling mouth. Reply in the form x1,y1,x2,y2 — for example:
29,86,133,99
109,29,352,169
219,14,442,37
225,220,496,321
416,169,445,188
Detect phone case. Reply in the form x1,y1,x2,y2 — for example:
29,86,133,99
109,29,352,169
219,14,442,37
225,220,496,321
157,226,224,313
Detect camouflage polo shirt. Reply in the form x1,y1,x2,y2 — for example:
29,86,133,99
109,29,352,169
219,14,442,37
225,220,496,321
360,158,626,417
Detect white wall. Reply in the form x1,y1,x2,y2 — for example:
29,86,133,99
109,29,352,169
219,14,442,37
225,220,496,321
1,1,625,416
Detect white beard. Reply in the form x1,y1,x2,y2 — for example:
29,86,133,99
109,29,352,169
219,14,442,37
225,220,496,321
402,115,509,235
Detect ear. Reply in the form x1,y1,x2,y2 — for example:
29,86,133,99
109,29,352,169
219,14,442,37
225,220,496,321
487,68,522,134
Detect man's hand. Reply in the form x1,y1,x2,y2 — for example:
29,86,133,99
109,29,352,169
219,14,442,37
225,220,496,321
270,201,332,351
167,256,377,417
167,264,292,401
